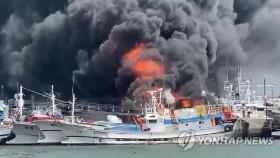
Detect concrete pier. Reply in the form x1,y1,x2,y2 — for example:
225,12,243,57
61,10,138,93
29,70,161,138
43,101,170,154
233,118,273,137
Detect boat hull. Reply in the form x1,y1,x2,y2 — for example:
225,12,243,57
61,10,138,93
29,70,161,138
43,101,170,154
7,123,41,144
97,128,232,145
267,110,280,130
233,118,273,137
33,120,67,144
61,119,232,145
61,123,98,145
0,126,13,144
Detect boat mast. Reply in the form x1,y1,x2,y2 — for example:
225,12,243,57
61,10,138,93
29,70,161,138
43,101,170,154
245,80,251,104
237,62,241,100
226,57,229,82
18,86,24,117
51,85,56,116
199,75,206,103
223,57,233,104
257,79,274,120
264,79,267,120
71,88,76,125
71,78,76,124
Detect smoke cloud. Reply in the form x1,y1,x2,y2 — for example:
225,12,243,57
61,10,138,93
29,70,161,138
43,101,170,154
0,0,278,103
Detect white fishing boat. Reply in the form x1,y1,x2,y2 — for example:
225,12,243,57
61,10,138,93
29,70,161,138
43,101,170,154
33,120,67,144
0,100,13,144
222,64,273,137
8,85,72,144
61,118,106,144
7,85,91,145
34,86,100,144
6,122,42,145
6,86,43,144
62,88,233,145
96,103,232,144
0,126,13,144
32,86,68,144
267,104,280,129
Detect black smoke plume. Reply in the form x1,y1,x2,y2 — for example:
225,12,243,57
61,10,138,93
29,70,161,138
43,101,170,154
0,0,278,104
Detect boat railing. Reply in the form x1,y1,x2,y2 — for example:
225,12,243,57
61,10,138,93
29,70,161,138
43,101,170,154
206,105,223,115
73,103,139,115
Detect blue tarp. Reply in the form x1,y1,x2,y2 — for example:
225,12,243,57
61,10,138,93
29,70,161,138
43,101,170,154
108,124,140,132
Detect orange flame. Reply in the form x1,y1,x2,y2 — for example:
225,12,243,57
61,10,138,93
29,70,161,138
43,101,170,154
133,60,164,79
172,91,182,101
122,43,164,79
181,99,192,108
122,43,145,62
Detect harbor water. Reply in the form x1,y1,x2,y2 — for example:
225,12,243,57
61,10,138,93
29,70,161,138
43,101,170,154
0,141,279,158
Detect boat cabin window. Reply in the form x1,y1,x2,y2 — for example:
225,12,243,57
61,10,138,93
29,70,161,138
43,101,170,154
199,121,204,124
185,123,188,126
147,109,155,113
148,119,157,123
256,107,265,111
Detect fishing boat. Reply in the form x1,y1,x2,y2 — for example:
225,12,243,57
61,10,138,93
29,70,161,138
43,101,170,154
0,100,13,144
60,89,126,144
33,85,97,144
267,101,280,131
31,85,68,144
95,89,233,145
6,86,63,144
6,86,43,144
6,122,43,145
62,88,233,145
32,115,67,144
221,64,273,137
7,85,87,144
61,116,111,144
0,125,13,144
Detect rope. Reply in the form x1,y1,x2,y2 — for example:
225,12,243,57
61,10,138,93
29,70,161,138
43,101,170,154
22,87,49,98
20,86,126,113
22,86,69,104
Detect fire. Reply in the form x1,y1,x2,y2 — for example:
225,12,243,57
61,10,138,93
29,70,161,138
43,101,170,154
133,60,164,79
172,91,199,108
172,91,182,101
122,43,164,79
122,43,145,62
181,99,192,108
